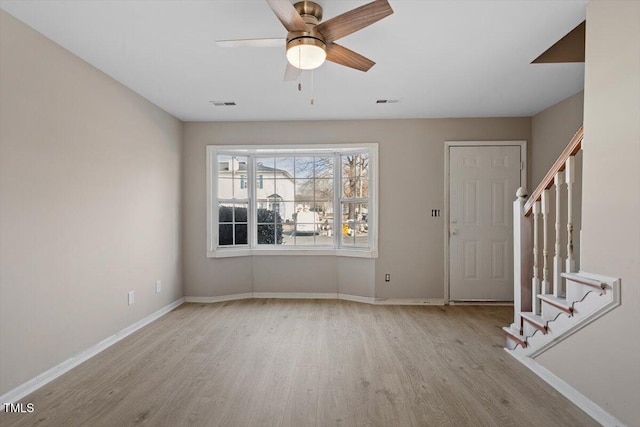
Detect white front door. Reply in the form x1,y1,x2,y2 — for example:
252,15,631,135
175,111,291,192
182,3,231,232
449,145,522,301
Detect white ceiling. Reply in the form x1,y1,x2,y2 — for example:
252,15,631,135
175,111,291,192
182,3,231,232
0,0,587,122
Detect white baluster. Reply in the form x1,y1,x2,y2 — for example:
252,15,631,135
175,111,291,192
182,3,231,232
532,200,541,315
513,187,530,329
554,171,564,297
541,189,550,295
566,156,576,273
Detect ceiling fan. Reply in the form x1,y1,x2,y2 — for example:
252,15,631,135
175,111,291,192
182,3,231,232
216,0,394,81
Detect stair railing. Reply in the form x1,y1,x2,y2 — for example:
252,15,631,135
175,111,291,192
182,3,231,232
513,126,583,330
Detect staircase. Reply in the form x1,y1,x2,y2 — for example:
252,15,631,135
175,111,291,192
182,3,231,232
503,126,621,356
504,271,620,356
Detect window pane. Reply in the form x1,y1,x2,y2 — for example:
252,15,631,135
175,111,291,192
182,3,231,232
236,174,248,199
275,178,295,202
235,224,248,245
257,224,276,245
275,157,295,178
257,205,279,223
315,179,333,200
219,204,233,223
234,156,248,177
217,155,232,180
342,153,368,178
341,222,355,246
316,232,333,246
218,178,234,199
282,223,294,245
312,201,333,218
295,223,316,245
315,156,333,178
234,203,248,223
316,204,333,246
354,153,369,177
219,224,233,246
342,155,358,179
342,178,357,198
256,157,275,171
277,200,295,223
354,177,369,199
257,174,275,197
295,156,315,179
354,203,369,247
295,178,314,202
295,206,318,226
342,202,356,221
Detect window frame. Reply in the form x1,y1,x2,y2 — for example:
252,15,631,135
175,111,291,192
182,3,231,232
207,144,378,258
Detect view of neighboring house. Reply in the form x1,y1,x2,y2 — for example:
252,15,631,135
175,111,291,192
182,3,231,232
218,157,296,221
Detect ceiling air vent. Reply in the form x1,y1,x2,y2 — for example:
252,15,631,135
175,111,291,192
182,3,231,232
376,99,400,104
210,101,237,106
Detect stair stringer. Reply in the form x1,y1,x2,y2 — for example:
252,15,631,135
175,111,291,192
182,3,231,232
510,272,620,358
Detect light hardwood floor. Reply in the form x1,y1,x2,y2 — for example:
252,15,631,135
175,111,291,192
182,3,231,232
1,300,598,427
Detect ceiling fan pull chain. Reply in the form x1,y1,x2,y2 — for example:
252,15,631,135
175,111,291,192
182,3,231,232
310,69,315,105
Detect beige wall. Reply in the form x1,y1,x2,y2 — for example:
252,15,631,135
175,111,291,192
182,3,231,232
182,118,531,300
0,11,183,395
531,91,584,186
535,1,640,425
531,91,585,273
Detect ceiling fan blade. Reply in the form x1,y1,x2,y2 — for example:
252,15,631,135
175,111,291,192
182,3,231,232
266,0,308,32
216,38,285,48
326,43,375,72
283,61,302,81
315,0,393,43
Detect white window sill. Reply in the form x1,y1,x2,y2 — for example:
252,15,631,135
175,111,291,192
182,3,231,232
207,248,378,259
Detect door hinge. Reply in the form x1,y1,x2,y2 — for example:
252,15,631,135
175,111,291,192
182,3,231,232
520,161,524,170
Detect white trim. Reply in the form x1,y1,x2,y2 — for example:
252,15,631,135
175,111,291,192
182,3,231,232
252,292,337,299
207,144,379,258
208,248,378,258
443,140,527,304
516,273,620,358
184,293,445,306
374,298,445,305
506,350,626,427
0,298,185,407
337,293,376,304
184,293,253,303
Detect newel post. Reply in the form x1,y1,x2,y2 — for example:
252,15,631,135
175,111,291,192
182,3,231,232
513,187,532,330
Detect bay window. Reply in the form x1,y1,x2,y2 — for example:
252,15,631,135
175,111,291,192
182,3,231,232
207,144,378,258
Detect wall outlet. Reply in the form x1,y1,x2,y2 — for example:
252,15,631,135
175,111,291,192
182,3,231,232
128,291,135,306
385,273,391,282
155,280,161,294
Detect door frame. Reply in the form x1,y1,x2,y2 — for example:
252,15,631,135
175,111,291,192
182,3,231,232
443,140,527,304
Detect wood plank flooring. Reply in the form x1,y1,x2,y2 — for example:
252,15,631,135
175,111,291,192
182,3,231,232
0,300,599,426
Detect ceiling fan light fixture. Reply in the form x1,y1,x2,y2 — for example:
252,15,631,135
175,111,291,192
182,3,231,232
286,36,326,70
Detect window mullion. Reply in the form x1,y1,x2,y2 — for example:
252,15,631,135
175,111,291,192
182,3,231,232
249,155,257,249
334,152,341,249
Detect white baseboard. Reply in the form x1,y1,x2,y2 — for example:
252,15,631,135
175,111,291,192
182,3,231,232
253,292,338,299
374,297,445,305
338,293,376,304
184,293,252,303
0,297,185,406
506,350,626,427
185,293,445,306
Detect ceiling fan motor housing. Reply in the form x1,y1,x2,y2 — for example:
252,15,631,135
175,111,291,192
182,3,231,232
286,2,327,71
294,1,323,25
